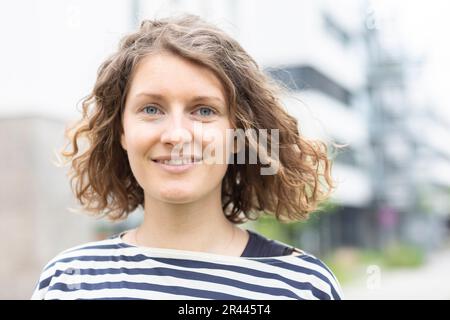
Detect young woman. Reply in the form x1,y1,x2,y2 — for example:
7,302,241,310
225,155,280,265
32,15,342,300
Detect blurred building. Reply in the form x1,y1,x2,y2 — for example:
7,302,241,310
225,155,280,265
365,9,450,251
0,116,95,299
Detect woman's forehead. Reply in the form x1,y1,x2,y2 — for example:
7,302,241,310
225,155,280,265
128,52,226,101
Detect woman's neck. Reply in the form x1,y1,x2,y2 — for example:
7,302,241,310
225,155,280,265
128,191,249,256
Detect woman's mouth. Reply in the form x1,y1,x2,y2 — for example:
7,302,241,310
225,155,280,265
152,158,201,165
151,157,202,173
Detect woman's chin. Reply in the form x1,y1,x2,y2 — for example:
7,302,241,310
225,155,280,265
156,186,197,203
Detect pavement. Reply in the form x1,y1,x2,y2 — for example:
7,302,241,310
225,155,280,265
341,248,450,299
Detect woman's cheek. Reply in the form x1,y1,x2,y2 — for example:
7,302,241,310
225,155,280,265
129,126,158,156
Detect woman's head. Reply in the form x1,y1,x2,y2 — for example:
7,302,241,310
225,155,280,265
121,51,232,207
62,14,334,223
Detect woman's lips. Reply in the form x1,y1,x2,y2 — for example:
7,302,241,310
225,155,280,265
151,159,201,173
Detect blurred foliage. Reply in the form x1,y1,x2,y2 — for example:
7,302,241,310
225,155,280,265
323,248,362,284
416,186,433,214
382,243,425,268
251,214,293,244
323,243,426,284
250,199,340,249
250,199,427,285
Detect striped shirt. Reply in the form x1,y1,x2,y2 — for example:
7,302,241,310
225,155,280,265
31,232,343,300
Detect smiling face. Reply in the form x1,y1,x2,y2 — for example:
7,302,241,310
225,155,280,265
121,52,233,204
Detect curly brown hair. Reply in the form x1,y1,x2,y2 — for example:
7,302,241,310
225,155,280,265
60,14,335,224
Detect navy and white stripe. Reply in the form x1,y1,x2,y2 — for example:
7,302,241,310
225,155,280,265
31,235,343,300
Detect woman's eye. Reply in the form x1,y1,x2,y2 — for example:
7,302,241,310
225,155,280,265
141,105,216,117
142,105,161,115
194,107,216,117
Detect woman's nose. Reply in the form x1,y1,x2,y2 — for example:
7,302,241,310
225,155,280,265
160,112,193,147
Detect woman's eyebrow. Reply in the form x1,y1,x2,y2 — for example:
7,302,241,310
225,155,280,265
134,92,165,100
190,95,225,105
134,92,225,105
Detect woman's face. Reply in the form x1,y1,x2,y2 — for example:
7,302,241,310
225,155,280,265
121,52,233,204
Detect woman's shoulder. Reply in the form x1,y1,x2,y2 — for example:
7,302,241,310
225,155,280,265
241,230,342,299
31,235,122,299
276,247,344,300
45,236,122,267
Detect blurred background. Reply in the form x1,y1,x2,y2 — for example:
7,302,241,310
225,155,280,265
1,0,449,299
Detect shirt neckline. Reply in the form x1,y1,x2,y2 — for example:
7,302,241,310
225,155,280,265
114,230,305,263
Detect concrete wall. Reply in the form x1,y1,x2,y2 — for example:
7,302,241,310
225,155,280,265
0,116,96,299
